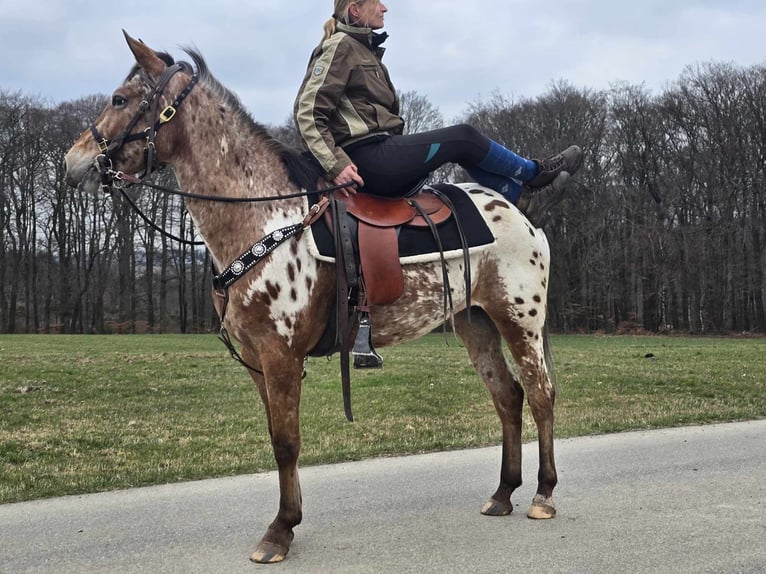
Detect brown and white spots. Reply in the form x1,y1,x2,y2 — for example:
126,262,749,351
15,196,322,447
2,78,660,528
265,281,281,301
484,200,512,213
287,263,296,283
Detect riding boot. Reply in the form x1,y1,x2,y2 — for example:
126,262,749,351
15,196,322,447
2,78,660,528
525,145,584,189
517,171,570,228
472,142,582,204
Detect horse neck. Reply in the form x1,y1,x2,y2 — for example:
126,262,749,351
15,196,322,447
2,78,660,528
169,90,305,267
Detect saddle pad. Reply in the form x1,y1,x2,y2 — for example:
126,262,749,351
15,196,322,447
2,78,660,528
308,183,496,263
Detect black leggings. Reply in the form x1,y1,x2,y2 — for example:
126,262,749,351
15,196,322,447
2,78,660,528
345,124,491,197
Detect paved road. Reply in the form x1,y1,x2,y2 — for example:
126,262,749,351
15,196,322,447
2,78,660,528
1,420,764,574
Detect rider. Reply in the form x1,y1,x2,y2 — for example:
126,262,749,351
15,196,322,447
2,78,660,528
294,0,584,224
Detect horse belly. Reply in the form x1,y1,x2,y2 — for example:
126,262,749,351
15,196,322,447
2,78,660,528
369,259,472,347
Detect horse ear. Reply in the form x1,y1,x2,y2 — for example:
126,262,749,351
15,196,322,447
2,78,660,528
123,30,167,78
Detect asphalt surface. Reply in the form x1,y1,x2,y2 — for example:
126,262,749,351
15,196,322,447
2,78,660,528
1,420,764,574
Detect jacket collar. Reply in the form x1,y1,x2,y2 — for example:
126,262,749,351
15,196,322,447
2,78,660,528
336,21,389,58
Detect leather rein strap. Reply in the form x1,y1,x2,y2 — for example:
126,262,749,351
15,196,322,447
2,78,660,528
329,197,358,422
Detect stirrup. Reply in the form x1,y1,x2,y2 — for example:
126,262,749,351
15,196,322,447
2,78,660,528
352,314,383,368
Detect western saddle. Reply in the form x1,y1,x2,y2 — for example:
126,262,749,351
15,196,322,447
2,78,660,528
315,186,469,422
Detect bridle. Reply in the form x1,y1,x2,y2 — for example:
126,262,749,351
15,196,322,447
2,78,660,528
87,61,351,208
90,62,198,193
86,60,350,249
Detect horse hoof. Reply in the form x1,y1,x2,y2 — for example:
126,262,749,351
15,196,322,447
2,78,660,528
481,498,513,516
527,494,556,519
250,541,289,564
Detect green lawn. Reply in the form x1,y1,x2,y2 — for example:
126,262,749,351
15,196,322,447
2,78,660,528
1,333,764,503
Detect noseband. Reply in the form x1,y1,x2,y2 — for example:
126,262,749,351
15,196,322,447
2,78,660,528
90,63,198,192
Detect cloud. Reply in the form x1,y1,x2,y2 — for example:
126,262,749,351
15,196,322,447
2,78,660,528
1,0,765,124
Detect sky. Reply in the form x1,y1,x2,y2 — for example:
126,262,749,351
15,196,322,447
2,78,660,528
2,0,766,126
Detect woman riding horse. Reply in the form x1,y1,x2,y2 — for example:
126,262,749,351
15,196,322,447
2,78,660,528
294,0,584,223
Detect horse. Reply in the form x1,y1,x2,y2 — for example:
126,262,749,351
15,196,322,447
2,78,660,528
64,32,559,564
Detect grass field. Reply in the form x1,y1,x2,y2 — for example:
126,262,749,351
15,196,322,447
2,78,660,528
1,333,764,504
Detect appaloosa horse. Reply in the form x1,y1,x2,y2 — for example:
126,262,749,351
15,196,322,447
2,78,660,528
64,32,558,563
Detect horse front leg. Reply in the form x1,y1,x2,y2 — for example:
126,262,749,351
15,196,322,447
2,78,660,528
454,309,524,517
245,348,304,564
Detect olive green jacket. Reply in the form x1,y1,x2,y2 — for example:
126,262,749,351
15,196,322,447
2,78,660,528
294,22,404,179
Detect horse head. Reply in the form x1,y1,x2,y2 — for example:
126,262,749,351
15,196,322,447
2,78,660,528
65,31,196,194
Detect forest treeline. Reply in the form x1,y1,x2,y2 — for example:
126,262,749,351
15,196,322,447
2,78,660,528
1,60,765,334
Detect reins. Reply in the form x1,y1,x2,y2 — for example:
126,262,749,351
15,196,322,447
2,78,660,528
112,174,353,247
112,170,355,203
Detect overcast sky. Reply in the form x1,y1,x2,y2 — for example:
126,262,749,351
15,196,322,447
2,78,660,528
2,0,765,125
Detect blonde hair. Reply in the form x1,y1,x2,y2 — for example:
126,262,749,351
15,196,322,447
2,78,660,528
322,0,378,40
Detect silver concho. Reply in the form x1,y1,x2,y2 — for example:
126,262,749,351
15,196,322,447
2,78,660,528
231,260,245,275
252,243,267,257
272,230,285,242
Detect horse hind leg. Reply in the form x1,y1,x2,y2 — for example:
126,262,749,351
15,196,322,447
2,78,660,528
488,305,558,520
454,308,525,517
525,323,558,520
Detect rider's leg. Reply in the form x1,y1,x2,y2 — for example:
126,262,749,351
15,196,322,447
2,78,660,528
346,124,581,204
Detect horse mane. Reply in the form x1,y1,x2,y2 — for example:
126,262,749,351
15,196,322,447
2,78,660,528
126,46,323,192
179,46,324,192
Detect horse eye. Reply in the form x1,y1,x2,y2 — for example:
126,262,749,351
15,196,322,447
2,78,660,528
112,95,128,107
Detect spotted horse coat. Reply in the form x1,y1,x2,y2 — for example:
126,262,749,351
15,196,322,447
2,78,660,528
64,32,559,564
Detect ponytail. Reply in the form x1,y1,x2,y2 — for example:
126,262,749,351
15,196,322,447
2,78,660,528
322,16,337,41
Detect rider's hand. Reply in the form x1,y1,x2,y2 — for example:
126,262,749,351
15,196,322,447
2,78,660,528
333,164,364,196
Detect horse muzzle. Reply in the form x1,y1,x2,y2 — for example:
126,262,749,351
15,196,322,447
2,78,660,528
64,149,101,193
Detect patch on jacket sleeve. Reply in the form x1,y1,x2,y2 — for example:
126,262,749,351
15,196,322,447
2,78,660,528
313,65,325,76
